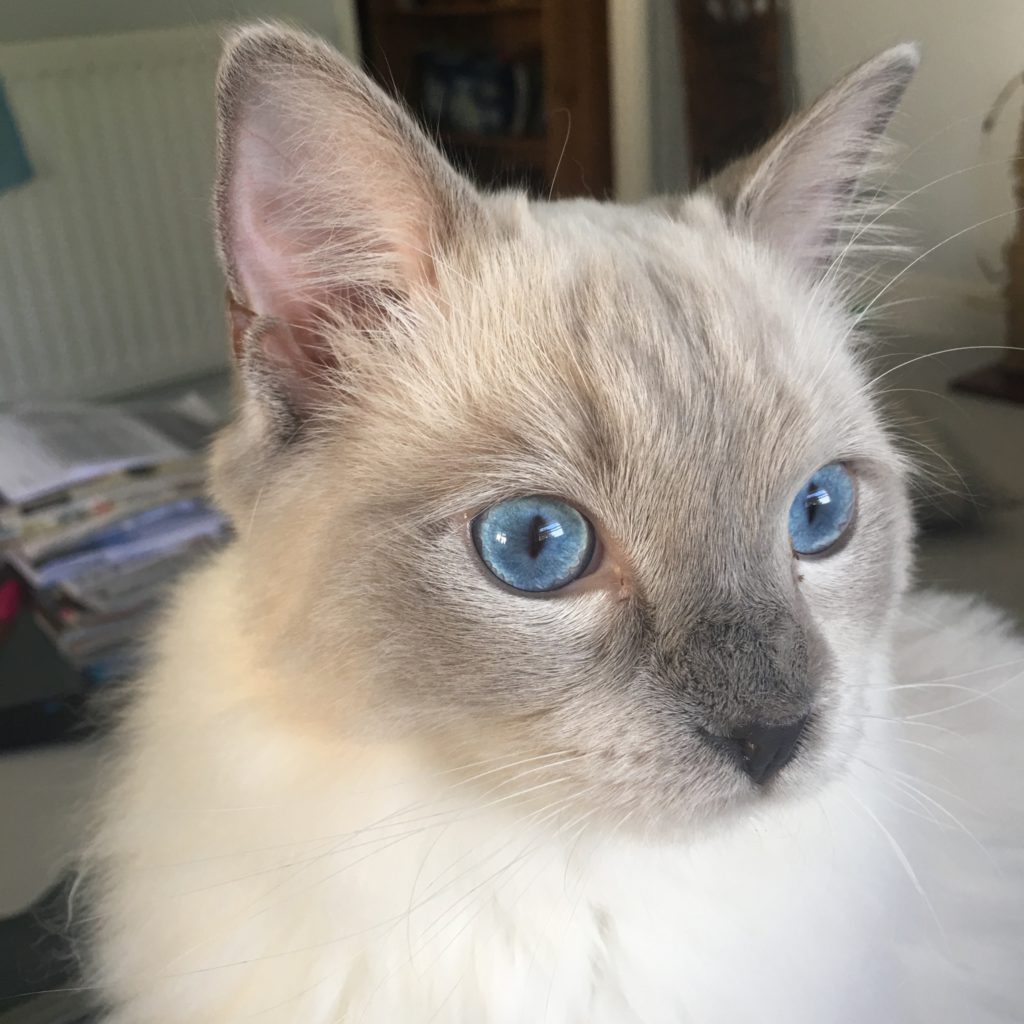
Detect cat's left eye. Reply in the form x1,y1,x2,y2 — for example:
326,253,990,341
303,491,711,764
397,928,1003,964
472,496,596,593
788,462,856,556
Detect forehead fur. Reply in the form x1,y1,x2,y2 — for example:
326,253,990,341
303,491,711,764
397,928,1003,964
298,193,894,520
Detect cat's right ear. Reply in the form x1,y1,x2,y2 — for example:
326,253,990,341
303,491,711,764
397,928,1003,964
704,44,918,280
215,23,479,427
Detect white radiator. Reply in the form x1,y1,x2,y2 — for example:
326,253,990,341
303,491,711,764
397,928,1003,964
0,27,229,405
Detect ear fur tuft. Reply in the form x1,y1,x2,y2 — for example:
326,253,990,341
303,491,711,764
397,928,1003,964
705,44,919,280
213,22,479,417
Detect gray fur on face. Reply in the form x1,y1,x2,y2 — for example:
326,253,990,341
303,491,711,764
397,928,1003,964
210,25,917,833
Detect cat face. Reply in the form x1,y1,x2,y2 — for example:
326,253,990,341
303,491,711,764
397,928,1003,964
210,27,917,833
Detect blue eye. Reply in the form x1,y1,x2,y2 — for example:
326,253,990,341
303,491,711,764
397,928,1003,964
472,496,595,593
788,463,856,556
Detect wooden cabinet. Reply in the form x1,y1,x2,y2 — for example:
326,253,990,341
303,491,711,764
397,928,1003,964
358,0,612,198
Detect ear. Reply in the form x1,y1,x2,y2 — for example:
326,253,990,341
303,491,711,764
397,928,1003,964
215,23,479,419
705,44,919,278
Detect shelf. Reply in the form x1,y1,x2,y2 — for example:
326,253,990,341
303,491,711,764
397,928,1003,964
441,131,547,165
363,0,612,197
386,2,542,17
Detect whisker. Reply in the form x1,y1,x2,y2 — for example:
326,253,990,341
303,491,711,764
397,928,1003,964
160,755,589,973
877,681,1008,697
548,108,572,201
160,796,581,986
844,789,945,942
905,667,1024,719
406,799,602,995
868,342,1024,390
158,750,585,869
857,747,1000,872
540,810,632,1019
335,793,595,1023
409,808,567,961
859,713,958,737
877,734,947,758
885,775,997,869
825,157,1024,286
889,656,1024,688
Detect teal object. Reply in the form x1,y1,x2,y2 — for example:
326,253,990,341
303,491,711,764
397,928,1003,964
0,77,32,194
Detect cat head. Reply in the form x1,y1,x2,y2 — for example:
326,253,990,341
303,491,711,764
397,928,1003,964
210,24,917,832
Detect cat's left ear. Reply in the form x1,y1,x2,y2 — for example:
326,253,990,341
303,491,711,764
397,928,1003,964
706,44,919,277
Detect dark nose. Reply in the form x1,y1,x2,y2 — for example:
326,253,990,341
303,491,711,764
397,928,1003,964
704,714,810,784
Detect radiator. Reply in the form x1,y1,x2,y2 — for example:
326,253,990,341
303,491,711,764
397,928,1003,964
0,27,229,405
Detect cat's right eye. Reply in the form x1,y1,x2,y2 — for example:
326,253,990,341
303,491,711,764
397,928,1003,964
471,496,596,593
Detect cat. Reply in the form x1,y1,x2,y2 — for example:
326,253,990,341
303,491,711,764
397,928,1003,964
84,23,1024,1023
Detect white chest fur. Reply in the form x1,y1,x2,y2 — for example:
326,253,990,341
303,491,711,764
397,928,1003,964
88,569,1024,1023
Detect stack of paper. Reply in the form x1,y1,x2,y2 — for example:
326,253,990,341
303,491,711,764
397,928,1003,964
0,393,230,683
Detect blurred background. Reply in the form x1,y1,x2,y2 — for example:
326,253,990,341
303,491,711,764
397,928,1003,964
0,2,1021,1019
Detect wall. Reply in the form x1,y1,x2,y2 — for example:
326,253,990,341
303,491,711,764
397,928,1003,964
608,0,689,202
0,28,233,402
0,0,355,50
0,2,360,403
646,0,690,195
790,0,1024,337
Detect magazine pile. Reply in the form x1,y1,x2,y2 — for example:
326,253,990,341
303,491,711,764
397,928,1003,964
0,394,230,683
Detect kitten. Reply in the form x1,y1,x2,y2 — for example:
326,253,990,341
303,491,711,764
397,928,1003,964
85,24,1024,1023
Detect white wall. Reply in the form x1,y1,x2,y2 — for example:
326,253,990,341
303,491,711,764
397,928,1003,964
647,0,690,195
0,0,353,49
609,0,689,202
790,0,1024,336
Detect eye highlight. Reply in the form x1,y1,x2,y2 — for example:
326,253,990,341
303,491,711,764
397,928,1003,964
788,463,856,556
472,496,595,593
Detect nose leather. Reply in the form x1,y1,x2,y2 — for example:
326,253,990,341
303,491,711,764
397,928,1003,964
704,715,810,784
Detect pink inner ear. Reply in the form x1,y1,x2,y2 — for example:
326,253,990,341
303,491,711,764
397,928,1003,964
225,119,357,406
227,107,438,337
230,123,324,327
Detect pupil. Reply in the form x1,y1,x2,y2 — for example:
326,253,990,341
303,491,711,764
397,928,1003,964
528,515,547,559
805,483,831,525
527,515,566,559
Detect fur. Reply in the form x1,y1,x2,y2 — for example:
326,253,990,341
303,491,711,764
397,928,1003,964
84,25,1024,1023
